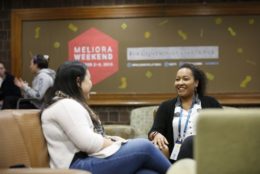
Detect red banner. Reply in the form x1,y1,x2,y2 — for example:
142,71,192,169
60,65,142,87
69,28,118,85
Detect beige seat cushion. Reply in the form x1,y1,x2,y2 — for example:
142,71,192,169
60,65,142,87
104,125,135,139
0,110,49,168
196,109,260,174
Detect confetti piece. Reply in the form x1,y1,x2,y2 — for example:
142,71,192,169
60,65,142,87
200,28,204,38
118,77,127,89
246,59,256,66
145,71,153,79
121,23,127,30
206,72,214,81
144,31,151,39
215,17,222,25
177,30,187,40
227,27,236,36
34,26,40,39
240,75,252,88
237,48,243,54
158,19,168,26
53,42,61,48
68,23,78,32
248,18,255,25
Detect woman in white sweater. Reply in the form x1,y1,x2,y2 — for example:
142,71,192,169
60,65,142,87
41,61,171,174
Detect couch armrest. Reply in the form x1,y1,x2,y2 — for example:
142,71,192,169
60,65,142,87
104,125,135,139
0,168,90,174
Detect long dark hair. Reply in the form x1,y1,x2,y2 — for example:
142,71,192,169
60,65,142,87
43,61,100,124
179,63,207,97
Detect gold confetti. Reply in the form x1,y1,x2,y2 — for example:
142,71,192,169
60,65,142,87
246,59,256,66
121,23,127,30
144,31,151,39
68,23,78,32
34,26,40,39
53,42,61,48
200,28,204,38
248,18,255,25
240,75,252,88
158,19,168,26
177,30,187,40
145,71,153,79
215,17,222,25
118,77,127,89
237,48,243,54
227,27,236,36
206,72,214,81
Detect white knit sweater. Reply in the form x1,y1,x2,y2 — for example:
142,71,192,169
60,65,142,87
41,98,105,168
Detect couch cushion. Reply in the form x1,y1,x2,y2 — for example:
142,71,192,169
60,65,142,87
0,110,49,168
196,109,260,174
104,125,135,139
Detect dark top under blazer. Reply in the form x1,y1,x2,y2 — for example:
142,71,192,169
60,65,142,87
148,95,222,156
0,72,21,100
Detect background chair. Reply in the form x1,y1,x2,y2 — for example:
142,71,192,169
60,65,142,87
129,105,158,138
103,124,135,139
104,105,158,139
16,98,41,109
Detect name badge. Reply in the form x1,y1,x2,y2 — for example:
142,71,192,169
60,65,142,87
170,140,182,160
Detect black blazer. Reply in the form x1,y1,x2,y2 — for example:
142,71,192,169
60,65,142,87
148,95,222,158
0,72,21,100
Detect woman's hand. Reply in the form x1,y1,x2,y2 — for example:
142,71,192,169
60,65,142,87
102,137,115,148
109,136,126,142
152,133,169,150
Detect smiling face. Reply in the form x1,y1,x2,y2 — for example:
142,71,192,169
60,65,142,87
174,67,198,99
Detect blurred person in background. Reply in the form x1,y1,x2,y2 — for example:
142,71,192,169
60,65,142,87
0,61,21,109
15,54,55,109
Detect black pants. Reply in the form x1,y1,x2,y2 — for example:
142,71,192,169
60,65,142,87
2,96,37,109
177,135,194,160
18,100,37,109
1,96,20,109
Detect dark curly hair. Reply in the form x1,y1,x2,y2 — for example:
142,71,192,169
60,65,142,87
179,63,207,97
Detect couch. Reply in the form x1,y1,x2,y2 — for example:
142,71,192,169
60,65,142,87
167,108,260,174
0,109,90,174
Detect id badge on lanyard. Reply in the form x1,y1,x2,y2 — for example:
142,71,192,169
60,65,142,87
170,107,192,160
170,139,182,160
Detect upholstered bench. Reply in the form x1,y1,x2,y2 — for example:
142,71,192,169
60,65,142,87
0,109,90,174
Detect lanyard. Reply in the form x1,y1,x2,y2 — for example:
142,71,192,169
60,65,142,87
178,107,193,141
